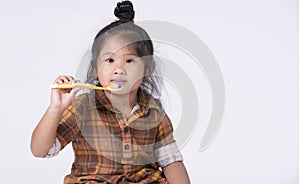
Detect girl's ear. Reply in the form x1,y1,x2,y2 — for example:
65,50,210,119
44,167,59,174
144,61,155,77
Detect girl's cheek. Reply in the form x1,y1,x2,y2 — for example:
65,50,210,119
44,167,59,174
97,61,103,70
97,63,107,75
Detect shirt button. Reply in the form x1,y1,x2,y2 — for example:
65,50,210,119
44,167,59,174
124,144,130,150
117,114,122,119
124,127,129,133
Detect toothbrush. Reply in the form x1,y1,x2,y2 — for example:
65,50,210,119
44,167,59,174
51,82,122,90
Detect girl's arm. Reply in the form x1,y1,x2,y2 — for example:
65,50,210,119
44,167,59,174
30,106,64,157
30,76,77,157
163,161,191,184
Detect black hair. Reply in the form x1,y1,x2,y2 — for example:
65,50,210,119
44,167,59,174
86,1,162,97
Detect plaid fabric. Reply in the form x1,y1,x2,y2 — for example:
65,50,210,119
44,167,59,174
55,88,180,183
154,142,183,167
43,138,61,158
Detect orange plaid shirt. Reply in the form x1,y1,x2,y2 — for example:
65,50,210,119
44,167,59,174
55,88,181,183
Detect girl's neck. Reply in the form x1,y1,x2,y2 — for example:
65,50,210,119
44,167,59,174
104,90,138,117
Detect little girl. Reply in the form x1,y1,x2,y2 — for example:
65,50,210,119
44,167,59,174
31,1,190,183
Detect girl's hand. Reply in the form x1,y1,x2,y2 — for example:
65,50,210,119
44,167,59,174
50,75,79,113
31,75,80,157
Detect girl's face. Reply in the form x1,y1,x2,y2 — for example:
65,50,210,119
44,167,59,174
97,35,145,95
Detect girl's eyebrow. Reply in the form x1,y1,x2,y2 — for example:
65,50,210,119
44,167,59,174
125,53,138,56
101,52,138,57
101,52,113,57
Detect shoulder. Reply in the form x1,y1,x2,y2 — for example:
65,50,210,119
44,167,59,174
137,89,164,112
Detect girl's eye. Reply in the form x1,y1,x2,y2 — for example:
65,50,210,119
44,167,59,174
105,58,114,63
126,59,134,63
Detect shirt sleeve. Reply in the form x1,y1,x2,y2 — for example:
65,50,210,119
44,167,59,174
43,105,78,158
43,138,61,158
154,113,174,149
154,113,183,167
56,105,79,150
154,142,183,167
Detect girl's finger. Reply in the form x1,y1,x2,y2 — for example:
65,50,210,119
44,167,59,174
70,87,81,96
54,75,75,84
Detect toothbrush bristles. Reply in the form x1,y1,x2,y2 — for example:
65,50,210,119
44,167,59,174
109,83,122,89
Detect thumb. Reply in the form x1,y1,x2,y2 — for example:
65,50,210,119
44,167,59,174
69,79,81,96
69,87,81,97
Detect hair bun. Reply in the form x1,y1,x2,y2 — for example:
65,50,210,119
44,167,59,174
114,1,135,22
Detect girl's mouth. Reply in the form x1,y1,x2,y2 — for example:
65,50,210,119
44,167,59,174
111,79,127,85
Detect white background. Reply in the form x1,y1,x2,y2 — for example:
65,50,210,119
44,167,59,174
0,0,298,183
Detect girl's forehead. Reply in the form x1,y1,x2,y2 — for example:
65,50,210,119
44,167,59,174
100,35,138,56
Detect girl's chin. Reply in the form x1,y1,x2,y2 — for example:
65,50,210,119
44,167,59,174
106,87,138,96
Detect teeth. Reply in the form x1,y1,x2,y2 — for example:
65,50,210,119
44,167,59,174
109,83,122,89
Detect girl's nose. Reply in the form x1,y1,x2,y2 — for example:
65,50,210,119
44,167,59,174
113,67,125,75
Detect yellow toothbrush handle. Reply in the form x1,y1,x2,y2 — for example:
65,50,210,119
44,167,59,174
51,83,108,90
